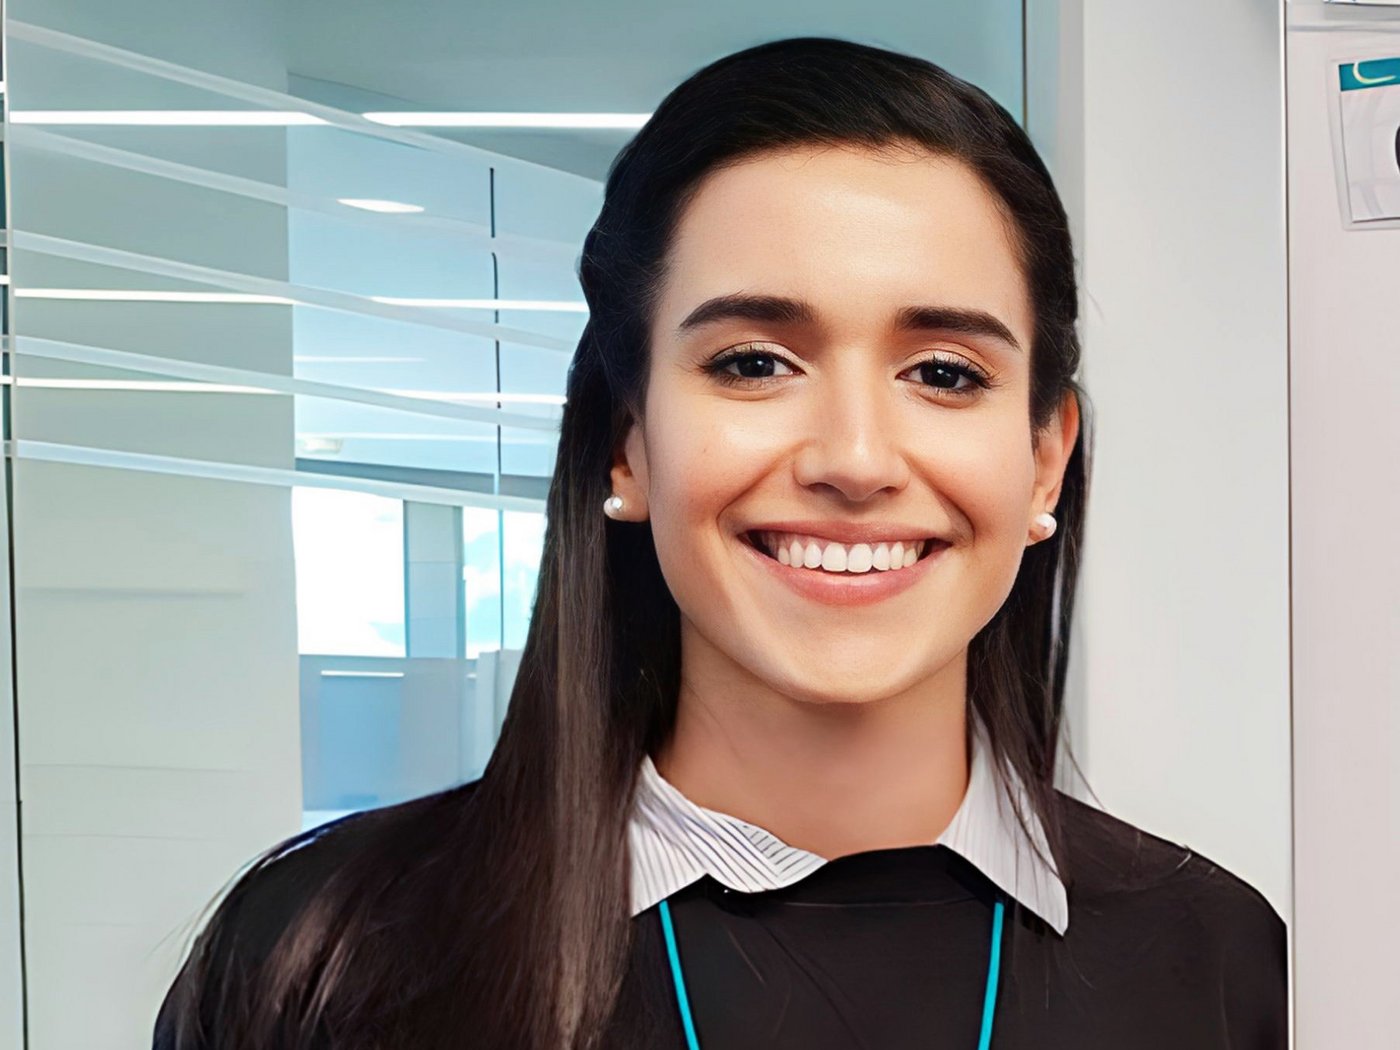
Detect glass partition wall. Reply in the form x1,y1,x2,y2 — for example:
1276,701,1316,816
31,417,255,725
0,3,1026,1046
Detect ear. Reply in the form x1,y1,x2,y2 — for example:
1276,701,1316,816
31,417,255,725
606,415,650,522
1032,390,1080,516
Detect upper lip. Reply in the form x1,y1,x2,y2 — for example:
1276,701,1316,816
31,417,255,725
742,520,950,546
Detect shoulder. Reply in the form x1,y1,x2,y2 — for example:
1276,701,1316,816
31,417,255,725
153,778,485,1048
1054,788,1284,931
1053,790,1288,1039
203,779,482,964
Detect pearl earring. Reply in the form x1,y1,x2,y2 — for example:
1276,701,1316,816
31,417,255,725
1033,511,1057,539
604,494,624,518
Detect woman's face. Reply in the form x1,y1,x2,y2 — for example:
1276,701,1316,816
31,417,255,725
611,143,1078,707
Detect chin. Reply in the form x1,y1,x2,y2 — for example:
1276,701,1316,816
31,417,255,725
762,661,924,707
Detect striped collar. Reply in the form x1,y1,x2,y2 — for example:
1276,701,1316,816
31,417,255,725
627,710,1069,936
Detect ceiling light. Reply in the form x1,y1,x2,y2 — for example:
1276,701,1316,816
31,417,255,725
369,296,586,312
337,198,425,214
297,436,345,455
16,289,293,303
9,110,328,126
293,356,427,364
362,111,649,129
384,389,566,406
2,377,276,393
15,289,588,315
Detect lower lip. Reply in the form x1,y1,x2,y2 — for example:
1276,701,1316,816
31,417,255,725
738,534,949,607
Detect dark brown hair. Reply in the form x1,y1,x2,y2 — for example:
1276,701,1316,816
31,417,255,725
156,35,1093,1050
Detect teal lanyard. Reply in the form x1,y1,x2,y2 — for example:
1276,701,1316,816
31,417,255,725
658,895,1006,1050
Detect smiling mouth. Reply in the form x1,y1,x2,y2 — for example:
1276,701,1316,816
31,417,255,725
742,530,947,574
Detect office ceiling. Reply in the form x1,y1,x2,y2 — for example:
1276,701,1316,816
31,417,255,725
285,0,1025,180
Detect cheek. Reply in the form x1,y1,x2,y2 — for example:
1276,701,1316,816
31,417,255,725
647,396,782,516
640,397,765,565
899,425,1034,641
917,420,1037,544
939,428,1038,623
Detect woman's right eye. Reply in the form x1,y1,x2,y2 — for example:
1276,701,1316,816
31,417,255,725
703,346,798,385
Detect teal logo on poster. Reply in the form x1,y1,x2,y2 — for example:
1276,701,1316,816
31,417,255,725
1339,58,1400,91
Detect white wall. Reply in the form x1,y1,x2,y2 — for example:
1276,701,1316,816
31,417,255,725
1284,5,1400,1045
1029,0,1293,928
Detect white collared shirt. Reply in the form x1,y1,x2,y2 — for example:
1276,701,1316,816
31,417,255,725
627,710,1069,935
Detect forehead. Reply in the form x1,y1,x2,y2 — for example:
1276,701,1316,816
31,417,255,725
657,144,1032,346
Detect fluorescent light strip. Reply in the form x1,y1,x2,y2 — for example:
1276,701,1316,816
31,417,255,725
1,376,276,393
297,433,548,442
0,376,564,405
363,111,650,129
296,436,341,454
383,389,566,405
1,379,567,411
17,288,293,303
294,356,427,364
19,289,586,311
338,198,424,214
320,670,405,678
371,297,587,311
9,110,647,129
9,109,329,125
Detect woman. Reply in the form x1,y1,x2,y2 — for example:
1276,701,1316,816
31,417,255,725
153,36,1287,1050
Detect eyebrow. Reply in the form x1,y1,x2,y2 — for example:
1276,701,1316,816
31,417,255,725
675,293,1023,352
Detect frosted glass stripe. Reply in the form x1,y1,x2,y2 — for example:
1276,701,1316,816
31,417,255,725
8,439,547,513
14,232,576,353
14,336,563,433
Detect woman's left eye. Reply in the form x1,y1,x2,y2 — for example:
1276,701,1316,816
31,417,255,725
903,357,991,398
704,345,990,400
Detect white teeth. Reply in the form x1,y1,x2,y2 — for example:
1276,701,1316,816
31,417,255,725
820,543,846,572
846,543,873,573
754,531,938,575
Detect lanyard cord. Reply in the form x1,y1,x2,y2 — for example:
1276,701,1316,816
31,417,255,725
658,895,1007,1050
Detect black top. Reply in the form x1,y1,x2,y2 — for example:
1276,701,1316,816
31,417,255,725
153,784,1288,1049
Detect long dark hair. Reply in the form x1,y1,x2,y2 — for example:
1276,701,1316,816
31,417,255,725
157,35,1093,1050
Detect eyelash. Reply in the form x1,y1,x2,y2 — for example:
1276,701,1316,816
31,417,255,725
702,343,993,400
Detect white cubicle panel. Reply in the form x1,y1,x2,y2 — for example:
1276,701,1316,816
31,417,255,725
1286,5,1400,1047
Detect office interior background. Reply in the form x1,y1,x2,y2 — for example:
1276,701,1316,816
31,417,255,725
0,0,1396,1046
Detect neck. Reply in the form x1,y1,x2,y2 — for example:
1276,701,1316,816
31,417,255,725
651,624,972,860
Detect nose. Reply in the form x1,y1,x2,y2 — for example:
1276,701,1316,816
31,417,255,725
791,365,911,502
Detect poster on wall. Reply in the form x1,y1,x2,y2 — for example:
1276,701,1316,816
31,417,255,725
1336,56,1400,222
